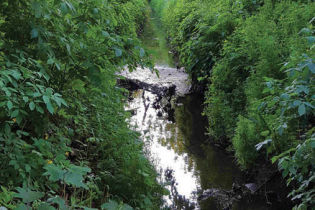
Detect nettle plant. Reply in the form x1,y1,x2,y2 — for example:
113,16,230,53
0,51,93,208
0,52,66,123
273,55,314,210
1,0,163,209
255,55,314,152
256,26,314,208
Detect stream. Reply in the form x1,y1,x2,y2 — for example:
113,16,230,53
125,87,238,209
120,8,278,210
122,66,276,210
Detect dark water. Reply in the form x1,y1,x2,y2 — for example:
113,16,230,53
125,88,279,209
125,90,272,209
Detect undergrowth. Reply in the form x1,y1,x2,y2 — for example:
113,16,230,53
0,0,165,209
151,0,315,208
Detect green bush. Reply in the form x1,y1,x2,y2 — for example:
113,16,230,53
205,0,314,143
160,0,262,83
207,1,314,208
0,0,163,209
155,0,315,208
276,135,315,209
232,116,260,168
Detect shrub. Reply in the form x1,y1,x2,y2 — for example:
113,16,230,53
0,0,164,209
232,116,260,168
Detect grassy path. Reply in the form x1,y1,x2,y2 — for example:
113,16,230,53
140,7,174,67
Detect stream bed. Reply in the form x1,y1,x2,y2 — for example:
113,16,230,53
121,66,274,210
120,8,279,209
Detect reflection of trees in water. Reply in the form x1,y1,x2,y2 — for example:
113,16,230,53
194,144,242,191
157,96,197,169
141,90,150,125
164,169,196,210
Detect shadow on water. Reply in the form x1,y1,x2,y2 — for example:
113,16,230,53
126,91,241,209
125,89,278,210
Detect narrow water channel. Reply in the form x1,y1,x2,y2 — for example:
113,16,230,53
124,86,275,210
122,7,275,210
125,90,242,209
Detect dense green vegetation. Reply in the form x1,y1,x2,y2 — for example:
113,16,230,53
151,0,314,208
1,0,314,209
0,0,165,209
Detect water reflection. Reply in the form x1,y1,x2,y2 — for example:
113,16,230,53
126,90,199,203
126,90,244,209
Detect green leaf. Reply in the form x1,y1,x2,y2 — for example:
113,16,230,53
33,92,41,97
38,203,56,210
31,1,42,18
4,88,11,97
23,96,29,103
304,102,314,108
101,200,119,210
47,58,54,65
260,130,270,137
60,2,68,14
71,79,86,93
47,196,67,210
307,62,315,73
66,44,71,55
55,63,61,70
140,48,145,57
7,101,13,110
46,101,54,114
43,95,50,104
36,105,44,114
122,204,133,210
298,104,306,116
115,48,122,57
293,100,301,107
297,203,307,210
29,102,35,111
306,36,315,45
59,98,67,107
31,28,39,39
289,167,297,175
101,200,133,210
11,109,19,118
54,97,62,107
299,28,311,35
15,203,29,210
280,93,289,100
44,164,90,189
64,165,91,189
14,187,44,203
102,31,110,37
25,164,31,173
93,8,99,14
46,88,53,96
10,70,21,80
43,164,66,182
